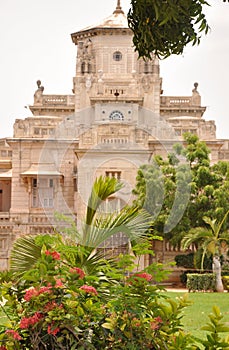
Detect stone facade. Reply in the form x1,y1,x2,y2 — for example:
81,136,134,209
0,1,228,270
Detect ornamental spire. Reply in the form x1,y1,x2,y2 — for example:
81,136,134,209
113,0,124,14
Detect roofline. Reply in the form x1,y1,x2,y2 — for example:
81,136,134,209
71,27,132,44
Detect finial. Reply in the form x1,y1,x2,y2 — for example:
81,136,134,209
113,0,124,14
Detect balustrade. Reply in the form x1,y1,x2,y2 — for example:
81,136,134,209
160,96,193,107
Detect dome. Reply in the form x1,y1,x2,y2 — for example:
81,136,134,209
71,1,129,44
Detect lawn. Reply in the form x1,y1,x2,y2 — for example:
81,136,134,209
166,291,229,339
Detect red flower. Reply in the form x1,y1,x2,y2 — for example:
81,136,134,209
0,346,7,350
24,287,38,301
19,312,43,329
150,321,160,330
5,329,22,340
39,286,52,294
69,267,85,279
150,316,163,330
55,278,64,287
47,324,60,335
45,250,60,260
51,251,61,260
154,316,163,323
79,285,98,295
134,272,152,281
24,286,51,301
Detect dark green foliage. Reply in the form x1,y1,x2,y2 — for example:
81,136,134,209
175,251,213,270
127,0,210,59
187,273,216,291
133,133,229,249
175,253,195,268
179,270,195,285
194,249,213,270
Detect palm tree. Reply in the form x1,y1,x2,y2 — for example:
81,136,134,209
181,210,229,292
10,176,151,276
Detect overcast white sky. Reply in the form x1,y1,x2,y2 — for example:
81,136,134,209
0,0,228,139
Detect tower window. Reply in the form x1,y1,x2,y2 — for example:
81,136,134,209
113,51,122,61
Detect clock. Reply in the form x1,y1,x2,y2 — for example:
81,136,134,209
109,110,124,121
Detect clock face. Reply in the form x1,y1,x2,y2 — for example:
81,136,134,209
109,110,124,121
113,51,122,61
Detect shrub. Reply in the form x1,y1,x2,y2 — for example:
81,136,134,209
186,273,216,292
222,276,229,292
175,253,195,268
0,235,228,349
179,269,195,286
0,241,193,350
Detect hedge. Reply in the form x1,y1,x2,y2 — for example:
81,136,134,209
222,276,229,292
187,273,216,292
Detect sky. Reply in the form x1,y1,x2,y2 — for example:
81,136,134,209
0,0,228,139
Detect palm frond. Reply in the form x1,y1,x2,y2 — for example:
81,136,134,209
215,210,229,238
10,235,41,275
203,216,217,233
85,176,123,227
83,207,151,248
97,207,151,235
181,227,212,250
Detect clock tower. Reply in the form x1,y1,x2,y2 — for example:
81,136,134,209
70,1,168,224
71,0,162,122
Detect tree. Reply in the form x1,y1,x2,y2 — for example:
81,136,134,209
127,0,209,59
127,0,228,59
132,133,229,248
181,210,229,292
183,134,229,226
10,176,151,275
132,154,191,246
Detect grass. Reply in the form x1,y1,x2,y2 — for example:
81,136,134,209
165,291,229,339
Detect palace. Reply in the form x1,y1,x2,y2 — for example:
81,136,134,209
0,0,228,269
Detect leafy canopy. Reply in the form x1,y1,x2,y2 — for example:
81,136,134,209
128,0,210,59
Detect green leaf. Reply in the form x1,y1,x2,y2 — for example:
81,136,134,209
102,322,114,330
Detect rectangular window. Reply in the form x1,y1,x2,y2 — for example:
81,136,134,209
31,178,54,208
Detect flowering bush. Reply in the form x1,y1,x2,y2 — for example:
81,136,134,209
0,235,229,349
0,243,105,349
